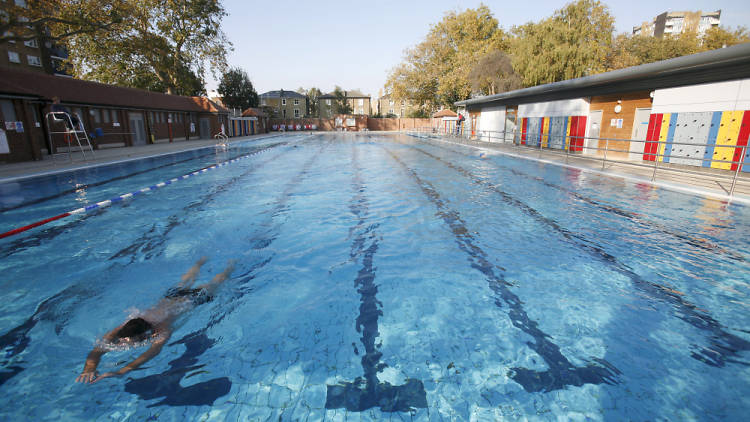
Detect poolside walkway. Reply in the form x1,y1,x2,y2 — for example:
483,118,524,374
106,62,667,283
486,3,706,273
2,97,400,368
427,134,750,205
0,133,276,182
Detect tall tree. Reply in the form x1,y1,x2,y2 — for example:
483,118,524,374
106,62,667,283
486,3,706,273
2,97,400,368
306,87,322,117
701,26,750,50
0,0,128,44
468,50,522,96
511,0,614,86
65,0,231,95
385,5,507,108
218,67,259,111
332,86,352,114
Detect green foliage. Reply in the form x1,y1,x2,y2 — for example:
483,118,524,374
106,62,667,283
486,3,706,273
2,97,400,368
511,0,614,86
306,87,322,116
64,0,231,95
468,50,522,95
407,108,430,118
332,86,353,114
702,26,750,50
218,67,259,110
385,4,507,108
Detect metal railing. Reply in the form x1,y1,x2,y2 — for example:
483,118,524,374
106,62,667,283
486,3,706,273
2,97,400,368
409,125,749,199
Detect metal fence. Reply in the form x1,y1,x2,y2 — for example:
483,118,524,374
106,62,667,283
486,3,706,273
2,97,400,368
408,126,749,199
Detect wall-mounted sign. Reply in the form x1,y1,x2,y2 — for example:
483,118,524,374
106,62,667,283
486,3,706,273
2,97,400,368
15,121,23,132
190,122,195,133
345,118,356,127
5,121,14,131
113,122,120,127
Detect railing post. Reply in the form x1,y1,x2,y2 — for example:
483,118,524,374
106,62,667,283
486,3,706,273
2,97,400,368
651,141,661,181
601,138,608,170
538,131,543,158
730,144,747,197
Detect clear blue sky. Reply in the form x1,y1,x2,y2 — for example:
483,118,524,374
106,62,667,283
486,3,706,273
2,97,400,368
208,0,750,99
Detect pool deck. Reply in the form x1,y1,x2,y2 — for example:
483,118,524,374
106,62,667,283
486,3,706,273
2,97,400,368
2,131,749,205
0,133,275,182
418,134,750,205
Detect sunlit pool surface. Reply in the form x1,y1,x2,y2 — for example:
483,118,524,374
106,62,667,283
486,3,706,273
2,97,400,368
1,133,749,421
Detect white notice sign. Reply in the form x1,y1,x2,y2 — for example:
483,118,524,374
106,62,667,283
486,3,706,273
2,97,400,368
0,129,9,154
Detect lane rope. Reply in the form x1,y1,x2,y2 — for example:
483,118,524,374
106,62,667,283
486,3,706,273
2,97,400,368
0,145,275,240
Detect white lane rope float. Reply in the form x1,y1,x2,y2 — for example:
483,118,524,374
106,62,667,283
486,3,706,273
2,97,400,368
1,145,276,239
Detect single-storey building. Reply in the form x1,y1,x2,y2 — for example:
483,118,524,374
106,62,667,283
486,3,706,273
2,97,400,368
456,43,750,172
0,68,230,163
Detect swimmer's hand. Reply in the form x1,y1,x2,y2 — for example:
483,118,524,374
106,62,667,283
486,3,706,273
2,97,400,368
91,371,120,383
75,371,98,383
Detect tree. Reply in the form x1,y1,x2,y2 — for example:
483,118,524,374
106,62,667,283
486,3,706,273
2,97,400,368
332,86,352,114
218,67,258,111
385,5,507,108
606,31,701,70
0,0,128,44
306,87,322,117
468,50,522,96
65,0,231,95
511,0,614,86
701,26,750,50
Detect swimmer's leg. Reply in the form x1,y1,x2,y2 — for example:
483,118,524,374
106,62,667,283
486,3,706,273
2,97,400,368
179,256,208,287
196,260,235,292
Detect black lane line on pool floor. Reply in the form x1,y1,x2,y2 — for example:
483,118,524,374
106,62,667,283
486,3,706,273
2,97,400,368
325,143,428,412
415,137,746,263
0,141,289,260
411,144,750,368
109,142,290,263
122,140,329,408
385,147,621,393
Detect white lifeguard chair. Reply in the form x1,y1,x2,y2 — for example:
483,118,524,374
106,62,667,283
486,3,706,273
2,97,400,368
45,111,95,162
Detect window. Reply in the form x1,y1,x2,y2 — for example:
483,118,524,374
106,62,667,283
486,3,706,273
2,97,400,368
15,0,27,7
389,100,394,106
389,108,394,114
28,104,40,125
326,99,331,106
27,55,41,66
111,110,119,123
294,109,300,118
23,39,38,48
7,51,20,63
102,109,110,123
294,98,299,105
358,99,364,106
282,109,286,118
281,98,286,106
358,108,363,115
90,108,101,124
261,99,266,106
1,100,17,121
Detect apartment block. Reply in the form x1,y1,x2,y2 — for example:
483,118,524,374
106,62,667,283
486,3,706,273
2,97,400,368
632,10,721,37
259,90,308,119
318,90,371,118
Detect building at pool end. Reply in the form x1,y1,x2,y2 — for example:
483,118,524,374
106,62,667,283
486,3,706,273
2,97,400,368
0,68,235,164
455,42,750,172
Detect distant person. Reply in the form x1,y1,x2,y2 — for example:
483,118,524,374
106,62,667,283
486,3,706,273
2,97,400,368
75,257,235,384
50,96,81,131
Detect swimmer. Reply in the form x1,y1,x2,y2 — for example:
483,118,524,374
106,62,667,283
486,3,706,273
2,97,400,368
479,152,487,159
75,257,235,384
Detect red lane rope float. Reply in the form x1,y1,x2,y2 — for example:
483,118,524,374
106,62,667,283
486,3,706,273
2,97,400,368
0,144,276,240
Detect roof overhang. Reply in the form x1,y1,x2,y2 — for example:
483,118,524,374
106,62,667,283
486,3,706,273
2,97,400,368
456,42,750,109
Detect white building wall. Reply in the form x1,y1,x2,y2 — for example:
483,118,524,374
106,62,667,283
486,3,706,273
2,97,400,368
478,105,506,141
652,78,750,112
518,98,590,118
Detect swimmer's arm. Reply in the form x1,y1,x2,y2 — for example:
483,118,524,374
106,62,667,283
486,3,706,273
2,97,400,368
93,332,171,382
76,325,122,383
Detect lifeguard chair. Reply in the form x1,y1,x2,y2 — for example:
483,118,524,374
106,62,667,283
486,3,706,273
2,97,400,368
45,111,95,162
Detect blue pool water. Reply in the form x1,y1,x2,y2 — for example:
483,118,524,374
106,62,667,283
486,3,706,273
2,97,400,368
1,133,749,420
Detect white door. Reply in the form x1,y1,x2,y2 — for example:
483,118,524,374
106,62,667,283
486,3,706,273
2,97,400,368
629,108,651,160
584,110,603,155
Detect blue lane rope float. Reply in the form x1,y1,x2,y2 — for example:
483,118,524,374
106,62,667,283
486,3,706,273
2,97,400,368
1,146,273,239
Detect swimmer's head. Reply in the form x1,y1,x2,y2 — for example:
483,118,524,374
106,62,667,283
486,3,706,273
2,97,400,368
115,318,153,343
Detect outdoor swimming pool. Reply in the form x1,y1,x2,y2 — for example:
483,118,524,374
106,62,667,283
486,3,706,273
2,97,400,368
1,133,749,420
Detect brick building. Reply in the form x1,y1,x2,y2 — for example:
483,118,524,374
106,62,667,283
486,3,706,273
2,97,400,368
0,68,230,163
259,90,307,119
318,90,371,118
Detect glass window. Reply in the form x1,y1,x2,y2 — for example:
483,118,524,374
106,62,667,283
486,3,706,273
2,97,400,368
23,39,38,48
90,108,100,123
27,55,41,66
282,98,286,106
389,100,394,106
294,99,299,105
102,109,110,123
7,51,20,63
326,99,331,105
111,110,119,123
294,109,300,118
28,103,40,125
1,100,17,121
358,99,364,106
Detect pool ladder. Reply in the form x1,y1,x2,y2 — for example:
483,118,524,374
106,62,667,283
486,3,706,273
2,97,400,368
45,112,95,162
